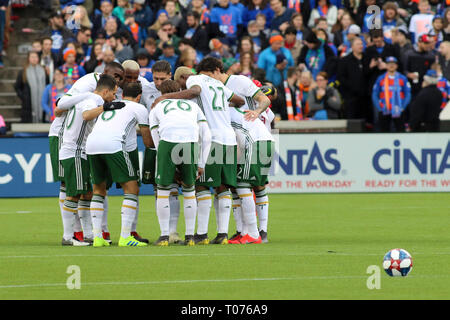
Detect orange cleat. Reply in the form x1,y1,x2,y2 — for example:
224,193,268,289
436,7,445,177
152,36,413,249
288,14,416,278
228,232,242,244
239,234,262,244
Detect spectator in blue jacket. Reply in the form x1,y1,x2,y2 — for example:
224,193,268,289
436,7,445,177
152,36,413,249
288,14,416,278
242,0,274,28
257,34,294,86
210,0,243,46
41,68,71,122
371,56,411,132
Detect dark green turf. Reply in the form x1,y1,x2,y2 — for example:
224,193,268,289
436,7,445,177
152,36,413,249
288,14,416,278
0,194,449,299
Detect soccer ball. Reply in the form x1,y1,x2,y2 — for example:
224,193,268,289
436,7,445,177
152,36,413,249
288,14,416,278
383,249,413,277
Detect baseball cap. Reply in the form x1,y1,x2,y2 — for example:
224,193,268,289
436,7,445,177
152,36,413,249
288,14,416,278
397,25,409,37
348,24,361,35
385,56,398,64
424,69,439,84
223,57,239,71
418,33,432,43
209,38,223,51
425,69,438,78
276,51,286,64
134,0,146,4
49,10,63,19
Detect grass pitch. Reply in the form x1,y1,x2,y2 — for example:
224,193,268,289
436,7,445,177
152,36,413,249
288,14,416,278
0,193,449,300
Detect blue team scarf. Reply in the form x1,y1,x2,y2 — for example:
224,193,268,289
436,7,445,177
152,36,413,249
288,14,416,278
385,72,403,118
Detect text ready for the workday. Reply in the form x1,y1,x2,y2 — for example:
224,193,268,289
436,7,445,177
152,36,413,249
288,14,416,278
180,304,268,317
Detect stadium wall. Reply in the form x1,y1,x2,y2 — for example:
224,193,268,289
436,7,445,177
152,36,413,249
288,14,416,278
0,133,449,197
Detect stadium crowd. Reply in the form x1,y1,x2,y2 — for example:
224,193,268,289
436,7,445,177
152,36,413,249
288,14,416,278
8,0,450,131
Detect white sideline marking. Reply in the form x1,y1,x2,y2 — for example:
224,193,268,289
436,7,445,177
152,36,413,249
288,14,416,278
0,211,32,215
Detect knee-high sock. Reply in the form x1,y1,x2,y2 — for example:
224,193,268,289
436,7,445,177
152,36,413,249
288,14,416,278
169,186,180,234
232,192,243,233
255,189,269,232
90,194,104,239
236,188,259,239
59,185,66,217
78,199,93,239
182,187,197,236
73,211,82,233
122,194,138,238
62,199,78,240
131,198,139,232
213,194,219,231
196,190,212,235
217,190,232,234
101,196,109,233
156,188,171,236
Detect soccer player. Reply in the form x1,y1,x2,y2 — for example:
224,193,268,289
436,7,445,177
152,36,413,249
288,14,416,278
150,80,212,246
57,74,122,246
85,82,152,247
154,57,246,245
52,62,125,244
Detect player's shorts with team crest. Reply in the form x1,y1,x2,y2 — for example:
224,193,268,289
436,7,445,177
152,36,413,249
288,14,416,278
155,140,198,187
237,141,274,188
197,142,237,188
88,149,140,185
61,156,92,197
49,136,64,182
142,147,157,185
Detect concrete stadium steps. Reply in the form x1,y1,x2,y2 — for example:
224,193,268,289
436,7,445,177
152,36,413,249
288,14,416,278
0,105,21,120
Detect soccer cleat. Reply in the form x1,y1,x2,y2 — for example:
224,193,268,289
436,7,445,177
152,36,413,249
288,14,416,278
194,233,209,245
74,231,84,242
239,234,262,244
119,235,148,247
83,237,94,245
259,230,268,243
153,235,169,246
228,232,242,244
102,232,112,244
211,233,228,245
62,237,91,246
93,236,110,247
131,231,149,244
184,235,195,246
169,232,182,244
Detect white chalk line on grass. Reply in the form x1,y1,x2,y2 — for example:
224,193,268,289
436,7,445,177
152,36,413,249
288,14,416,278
0,211,33,215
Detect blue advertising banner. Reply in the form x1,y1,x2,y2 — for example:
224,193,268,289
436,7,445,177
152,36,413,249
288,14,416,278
0,137,155,198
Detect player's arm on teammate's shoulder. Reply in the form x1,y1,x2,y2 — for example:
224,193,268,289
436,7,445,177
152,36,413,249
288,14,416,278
56,92,91,110
151,86,202,109
229,93,245,107
244,90,271,121
53,107,67,117
82,101,126,121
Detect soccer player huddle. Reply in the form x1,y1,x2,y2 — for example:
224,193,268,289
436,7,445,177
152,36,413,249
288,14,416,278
49,56,276,247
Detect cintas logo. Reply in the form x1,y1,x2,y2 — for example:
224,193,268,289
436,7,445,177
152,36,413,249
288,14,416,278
276,142,341,175
373,140,450,175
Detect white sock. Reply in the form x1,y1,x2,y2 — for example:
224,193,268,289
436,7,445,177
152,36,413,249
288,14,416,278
78,199,93,239
214,194,219,231
255,189,269,232
169,186,180,234
121,194,138,239
196,190,212,235
232,192,243,233
62,200,77,240
156,188,171,236
217,190,232,234
183,187,196,236
73,211,82,233
90,194,104,238
102,196,109,233
237,188,259,239
59,186,66,215
131,199,139,233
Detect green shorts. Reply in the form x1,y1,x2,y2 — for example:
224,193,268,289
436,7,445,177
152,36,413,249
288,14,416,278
142,147,157,185
197,142,237,188
89,149,140,186
156,140,198,187
61,157,92,197
237,141,274,187
49,136,64,182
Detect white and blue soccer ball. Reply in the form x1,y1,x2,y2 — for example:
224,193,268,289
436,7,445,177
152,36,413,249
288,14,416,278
383,249,413,277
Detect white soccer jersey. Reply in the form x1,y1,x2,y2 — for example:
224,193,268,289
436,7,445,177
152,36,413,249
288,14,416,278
115,76,159,110
59,93,103,160
230,108,274,146
186,74,236,146
149,98,207,143
86,100,149,155
49,72,101,137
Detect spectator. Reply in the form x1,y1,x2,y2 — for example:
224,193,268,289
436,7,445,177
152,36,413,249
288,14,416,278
355,0,378,34
307,71,341,119
409,69,442,131
190,0,210,26
403,33,436,96
75,26,92,59
431,62,450,110
208,38,228,59
149,9,169,32
308,0,338,32
92,0,122,40
41,10,75,56
429,15,444,49
155,21,181,54
132,0,154,31
332,11,353,49
255,12,270,37
140,37,159,61
0,1,7,68
60,47,86,84
381,1,407,44
103,16,119,39
438,41,450,81
337,24,364,57
94,48,116,73
40,37,59,82
316,27,338,57
298,69,314,115
112,0,131,24
184,11,209,56
41,68,71,122
109,32,134,63
297,31,337,80
136,52,154,82
210,0,243,46
177,47,197,70
31,39,42,54
14,51,47,123
0,114,6,135
273,66,303,120
223,57,241,75
165,0,184,36
63,5,92,35
258,34,295,86
84,42,104,73
287,0,311,23
284,26,303,62
159,42,178,72
290,12,311,42
242,0,274,28
245,19,269,55
409,0,434,44
239,52,255,77
442,7,450,41
337,37,370,120
235,35,257,61
371,56,411,132
270,0,296,33
391,26,412,61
